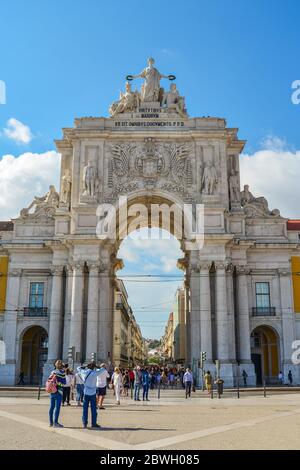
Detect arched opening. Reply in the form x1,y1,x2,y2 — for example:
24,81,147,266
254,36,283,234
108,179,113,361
251,325,280,385
20,326,48,385
115,226,186,368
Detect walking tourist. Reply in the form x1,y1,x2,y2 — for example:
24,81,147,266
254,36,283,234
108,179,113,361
134,366,142,401
112,367,122,405
74,369,84,406
204,370,213,396
47,360,66,428
62,368,73,406
96,363,110,410
278,371,284,385
122,370,130,396
215,377,224,399
242,369,248,387
183,368,193,398
17,370,25,385
288,370,293,386
142,368,150,401
77,362,105,429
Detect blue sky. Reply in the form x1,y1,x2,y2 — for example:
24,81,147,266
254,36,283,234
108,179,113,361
1,0,300,154
1,0,300,338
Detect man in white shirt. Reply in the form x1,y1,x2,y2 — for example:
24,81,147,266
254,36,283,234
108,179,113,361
96,363,110,410
77,363,105,429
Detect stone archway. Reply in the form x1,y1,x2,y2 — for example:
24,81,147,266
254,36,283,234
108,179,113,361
20,326,48,385
251,325,280,385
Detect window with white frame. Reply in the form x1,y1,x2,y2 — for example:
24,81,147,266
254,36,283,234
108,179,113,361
29,282,44,308
255,282,271,308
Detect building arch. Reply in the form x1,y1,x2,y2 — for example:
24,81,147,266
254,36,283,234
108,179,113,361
250,324,280,385
19,325,48,385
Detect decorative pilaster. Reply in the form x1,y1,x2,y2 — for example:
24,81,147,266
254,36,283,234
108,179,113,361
47,266,64,363
189,263,200,370
69,262,85,358
215,262,229,361
236,266,251,362
98,261,112,362
278,268,295,371
62,265,72,360
85,262,100,360
198,261,212,362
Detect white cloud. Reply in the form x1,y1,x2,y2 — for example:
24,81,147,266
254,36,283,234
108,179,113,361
240,143,300,219
3,118,33,144
0,151,61,220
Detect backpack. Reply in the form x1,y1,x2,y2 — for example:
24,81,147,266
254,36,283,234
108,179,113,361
45,373,58,394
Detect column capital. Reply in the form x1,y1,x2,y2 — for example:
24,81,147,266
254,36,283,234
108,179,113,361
214,261,227,271
226,262,235,274
70,261,85,273
198,261,212,272
50,266,64,276
86,261,101,272
236,265,250,276
8,268,22,277
189,262,199,274
278,268,291,277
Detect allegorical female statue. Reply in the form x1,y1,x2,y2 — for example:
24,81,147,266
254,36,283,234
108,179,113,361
128,57,175,102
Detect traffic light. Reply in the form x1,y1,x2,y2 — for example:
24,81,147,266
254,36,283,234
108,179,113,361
91,352,97,363
201,351,207,363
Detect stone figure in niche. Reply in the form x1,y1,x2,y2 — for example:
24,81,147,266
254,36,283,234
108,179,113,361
162,83,186,117
229,169,240,202
128,57,175,102
60,169,72,205
82,161,99,197
109,82,139,116
202,161,218,195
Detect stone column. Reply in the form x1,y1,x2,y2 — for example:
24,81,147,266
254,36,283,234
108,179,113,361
236,266,256,385
98,262,113,362
236,266,251,362
85,262,100,361
199,261,212,362
1,269,21,385
215,262,229,361
62,265,72,360
47,266,64,364
278,268,297,381
215,262,234,386
189,263,200,376
69,263,84,359
226,263,236,361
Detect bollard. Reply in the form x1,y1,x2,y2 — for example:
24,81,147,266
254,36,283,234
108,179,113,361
263,380,267,398
130,381,133,399
237,379,240,399
158,383,161,400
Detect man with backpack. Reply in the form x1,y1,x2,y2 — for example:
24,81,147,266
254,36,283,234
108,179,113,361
77,362,105,429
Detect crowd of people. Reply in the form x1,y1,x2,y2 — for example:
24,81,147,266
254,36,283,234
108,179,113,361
46,361,196,428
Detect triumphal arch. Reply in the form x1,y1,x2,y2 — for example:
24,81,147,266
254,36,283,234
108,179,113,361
2,57,298,387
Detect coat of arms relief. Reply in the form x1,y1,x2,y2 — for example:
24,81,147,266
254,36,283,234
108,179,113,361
104,138,193,202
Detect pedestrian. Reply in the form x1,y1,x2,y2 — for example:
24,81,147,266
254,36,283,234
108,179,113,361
134,366,142,401
77,362,105,429
214,377,224,399
122,370,130,397
168,370,175,388
204,370,213,396
156,370,161,389
112,367,122,405
142,368,150,401
278,371,284,385
242,369,248,387
17,370,25,385
288,370,293,386
96,363,110,410
74,369,84,406
48,359,66,428
183,368,193,398
62,368,73,406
